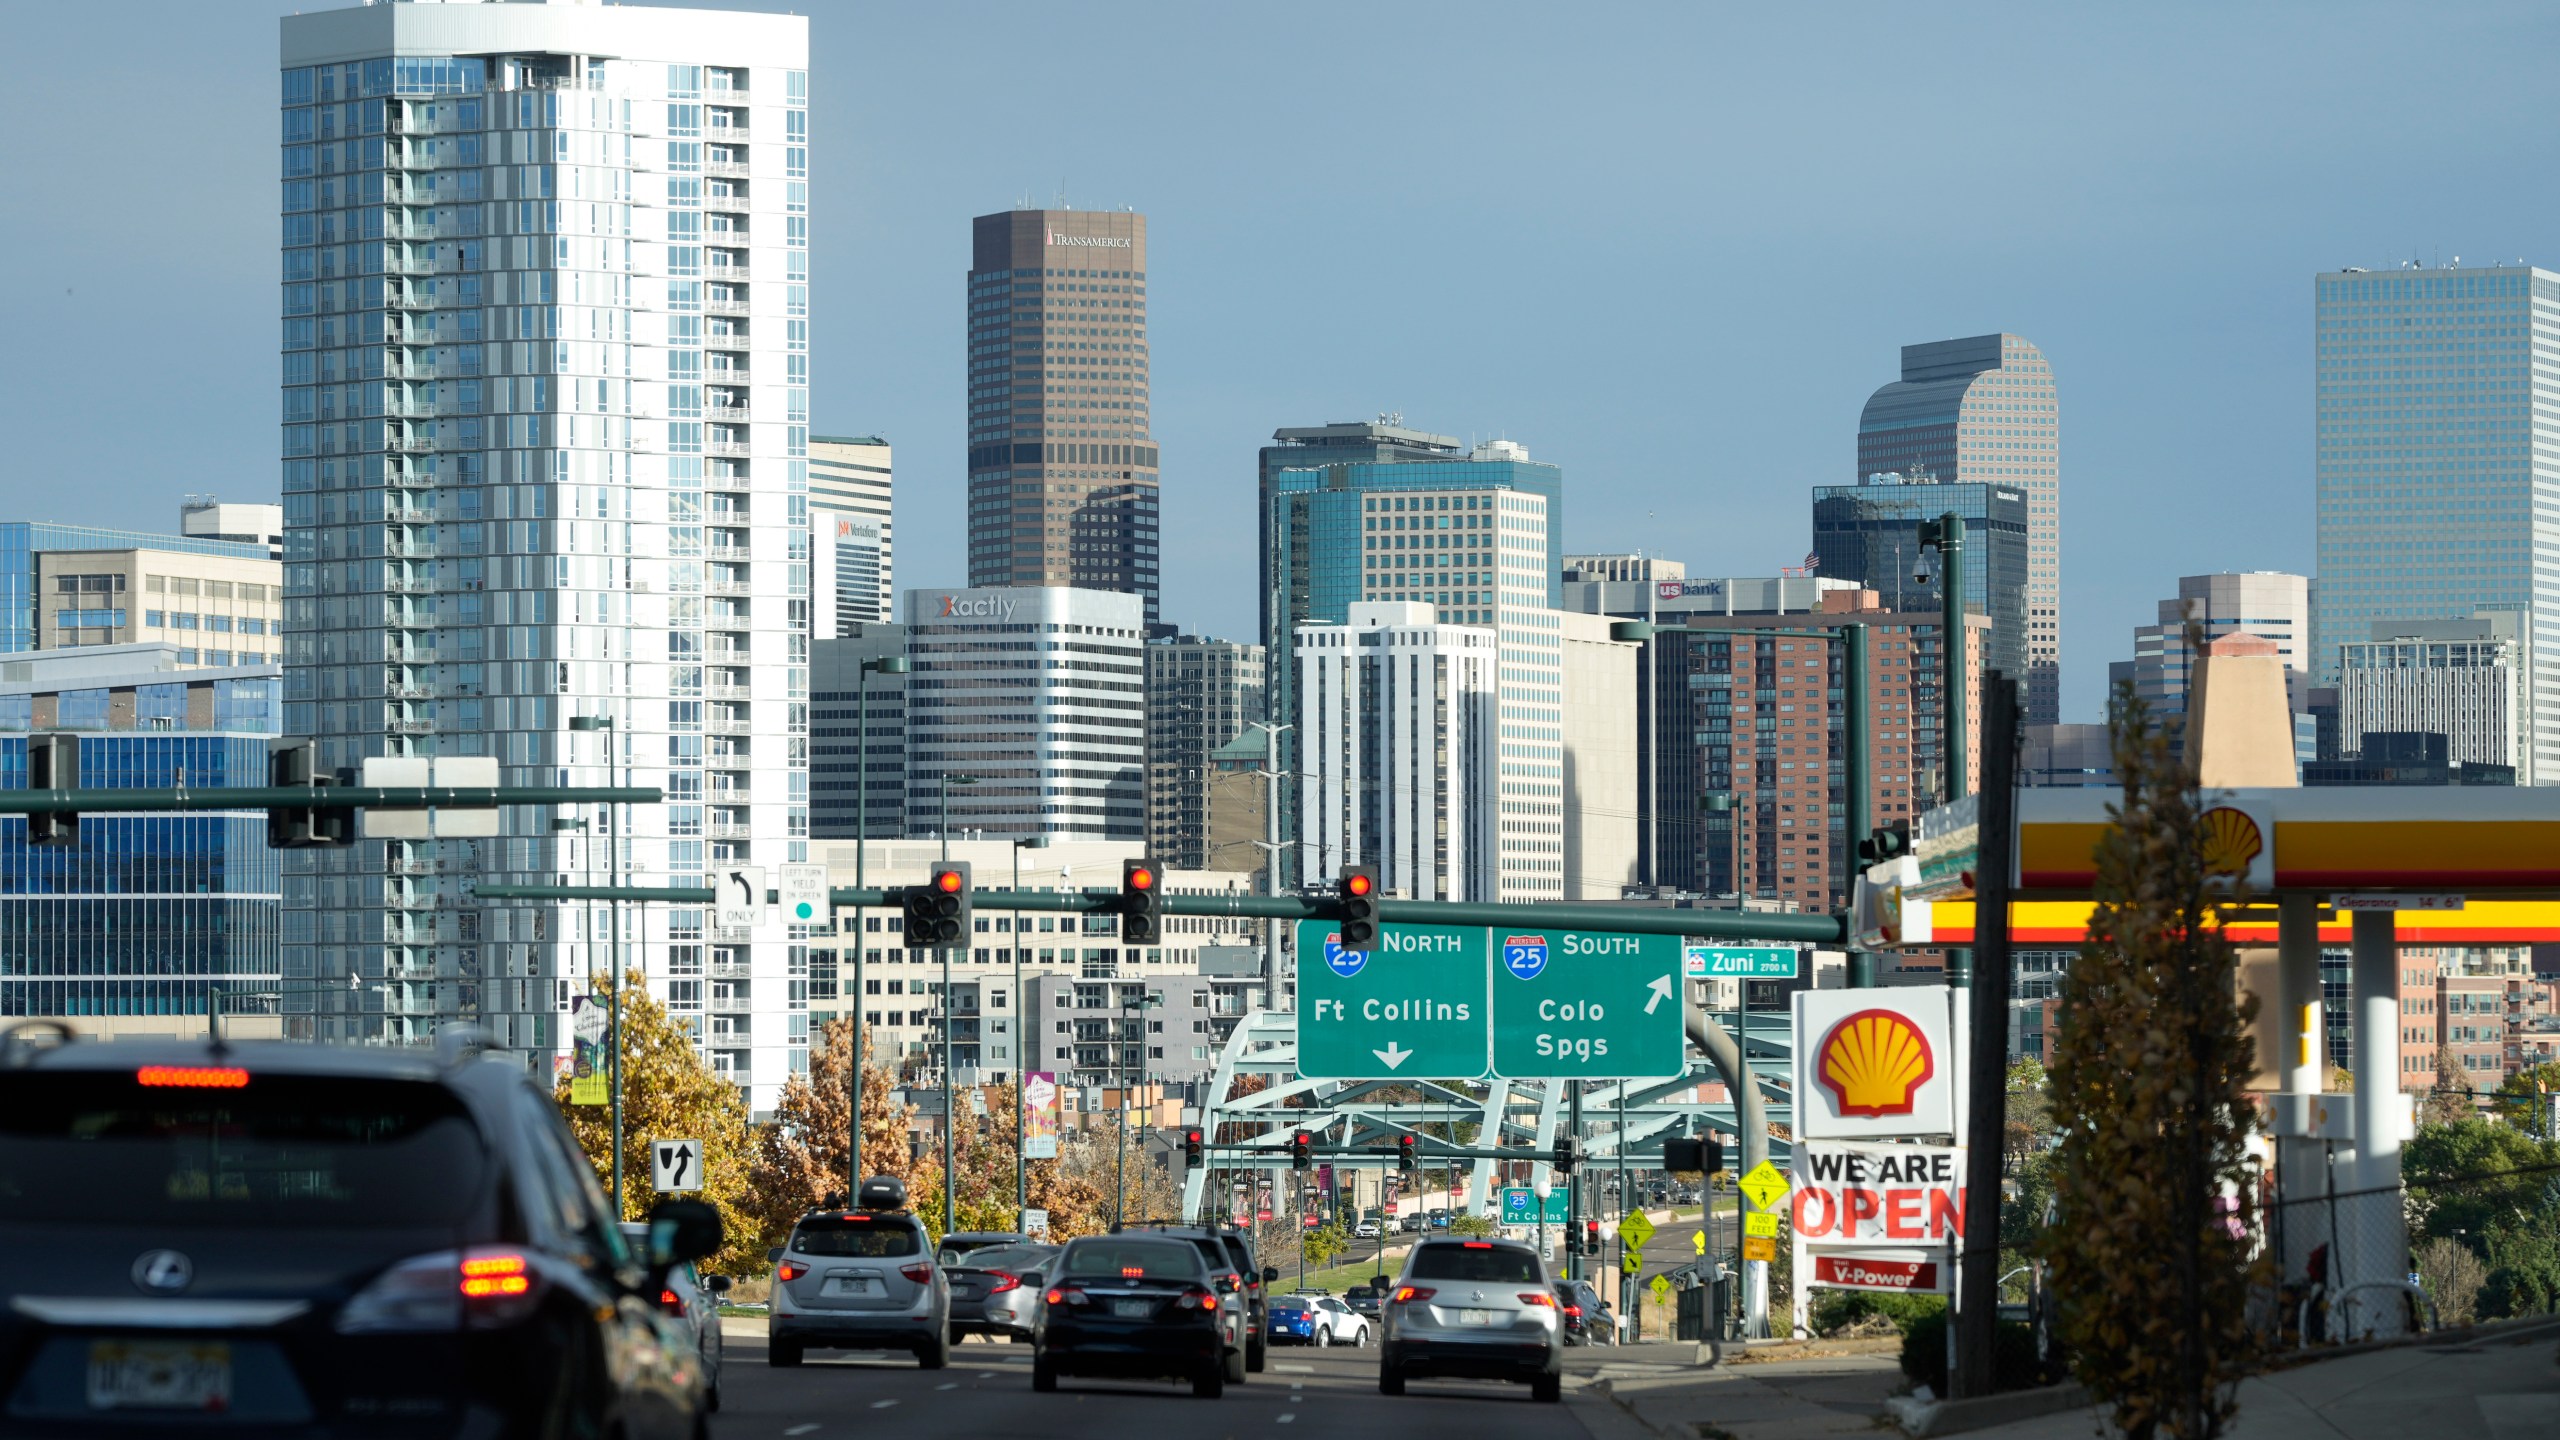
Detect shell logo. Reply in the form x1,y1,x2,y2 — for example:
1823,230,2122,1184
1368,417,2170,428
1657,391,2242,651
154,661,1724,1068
1817,1008,1937,1119
2199,807,2263,878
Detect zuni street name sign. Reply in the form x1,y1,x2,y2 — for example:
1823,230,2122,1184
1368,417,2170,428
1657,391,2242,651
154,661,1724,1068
1491,929,1686,1079
1297,921,1688,1081
1297,920,1488,1080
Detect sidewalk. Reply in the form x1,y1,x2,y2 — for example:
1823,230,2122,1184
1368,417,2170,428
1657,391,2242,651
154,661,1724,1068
1586,1323,2560,1440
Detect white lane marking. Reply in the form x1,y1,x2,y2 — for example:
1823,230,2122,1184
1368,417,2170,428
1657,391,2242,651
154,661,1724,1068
976,1372,997,1379
870,1399,899,1409
785,1427,820,1436
936,1382,958,1391
1277,1415,1296,1425
1274,1363,1314,1373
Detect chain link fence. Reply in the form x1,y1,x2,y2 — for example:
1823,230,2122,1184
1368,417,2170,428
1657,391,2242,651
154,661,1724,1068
2265,1160,2560,1346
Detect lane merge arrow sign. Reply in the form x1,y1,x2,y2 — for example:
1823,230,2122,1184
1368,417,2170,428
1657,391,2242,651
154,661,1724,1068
652,1138,703,1193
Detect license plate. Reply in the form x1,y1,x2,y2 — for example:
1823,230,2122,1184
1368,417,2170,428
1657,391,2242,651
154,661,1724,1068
823,1275,882,1297
1451,1309,1499,1327
86,1341,232,1412
1113,1299,1155,1319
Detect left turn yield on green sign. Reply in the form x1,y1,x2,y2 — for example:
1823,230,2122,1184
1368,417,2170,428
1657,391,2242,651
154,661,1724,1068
1296,920,1488,1079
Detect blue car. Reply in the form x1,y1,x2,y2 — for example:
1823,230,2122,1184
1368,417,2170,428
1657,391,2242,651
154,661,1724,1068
1267,1298,1317,1345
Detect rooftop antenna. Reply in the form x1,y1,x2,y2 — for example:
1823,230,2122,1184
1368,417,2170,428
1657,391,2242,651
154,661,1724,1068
1056,181,1068,211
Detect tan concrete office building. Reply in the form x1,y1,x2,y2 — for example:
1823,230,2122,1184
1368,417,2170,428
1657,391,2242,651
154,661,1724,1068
965,209,1160,624
35,544,282,668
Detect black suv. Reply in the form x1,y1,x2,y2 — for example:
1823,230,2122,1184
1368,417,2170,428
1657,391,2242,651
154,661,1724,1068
0,1021,721,1438
1120,1220,1274,1375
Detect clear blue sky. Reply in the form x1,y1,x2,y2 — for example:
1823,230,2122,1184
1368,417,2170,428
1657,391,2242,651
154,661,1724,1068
5,1,2555,722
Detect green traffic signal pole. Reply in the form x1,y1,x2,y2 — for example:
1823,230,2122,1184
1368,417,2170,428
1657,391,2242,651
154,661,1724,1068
469,883,1849,946
1918,512,1971,988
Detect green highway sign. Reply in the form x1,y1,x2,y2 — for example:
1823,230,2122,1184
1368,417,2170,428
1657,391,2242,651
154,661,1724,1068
1684,945,1800,979
1499,1186,1571,1224
1296,920,1488,1079
1490,929,1687,1079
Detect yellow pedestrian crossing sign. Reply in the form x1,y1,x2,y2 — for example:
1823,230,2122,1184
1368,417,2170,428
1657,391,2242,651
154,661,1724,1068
1743,1212,1780,1239
1738,1160,1790,1212
1649,1274,1672,1304
1692,1229,1706,1256
1619,1210,1656,1249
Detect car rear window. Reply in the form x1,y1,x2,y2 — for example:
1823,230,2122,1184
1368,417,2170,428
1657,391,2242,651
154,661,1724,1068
0,1069,486,1229
953,1244,1053,1273
792,1216,921,1257
1410,1244,1542,1283
1061,1239,1200,1280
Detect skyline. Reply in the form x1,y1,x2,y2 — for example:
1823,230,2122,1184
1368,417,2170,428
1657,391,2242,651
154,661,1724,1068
10,2,2560,721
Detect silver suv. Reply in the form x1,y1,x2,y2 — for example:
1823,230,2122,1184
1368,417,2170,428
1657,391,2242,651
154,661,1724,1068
767,1179,950,1368
1377,1236,1562,1402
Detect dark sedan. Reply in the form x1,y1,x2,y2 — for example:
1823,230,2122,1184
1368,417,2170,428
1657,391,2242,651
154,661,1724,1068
1033,1235,1233,1398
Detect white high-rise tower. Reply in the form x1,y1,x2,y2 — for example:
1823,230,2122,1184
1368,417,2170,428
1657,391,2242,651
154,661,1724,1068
279,0,813,1108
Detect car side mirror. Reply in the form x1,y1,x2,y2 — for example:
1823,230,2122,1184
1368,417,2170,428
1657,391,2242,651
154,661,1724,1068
647,1197,724,1267
1262,1266,1280,1284
706,1274,733,1294
767,1247,784,1263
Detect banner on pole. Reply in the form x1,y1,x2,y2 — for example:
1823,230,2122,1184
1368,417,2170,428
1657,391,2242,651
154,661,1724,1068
1023,1072,1061,1159
569,995,609,1106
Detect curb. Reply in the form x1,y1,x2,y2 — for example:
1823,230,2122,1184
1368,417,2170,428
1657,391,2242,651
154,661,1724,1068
1888,1382,2093,1438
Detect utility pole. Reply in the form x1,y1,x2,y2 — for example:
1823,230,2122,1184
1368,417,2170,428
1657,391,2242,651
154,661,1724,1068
567,713,624,1216
1247,720,1292,1010
1955,673,2022,1398
849,653,910,1192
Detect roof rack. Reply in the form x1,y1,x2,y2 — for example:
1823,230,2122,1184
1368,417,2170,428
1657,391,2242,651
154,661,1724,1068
434,1024,496,1068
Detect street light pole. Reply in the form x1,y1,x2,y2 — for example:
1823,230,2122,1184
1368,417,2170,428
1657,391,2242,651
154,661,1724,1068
1012,833,1047,1232
1115,991,1160,1229
568,713,622,1216
850,653,910,1192
939,772,977,1238
1918,513,1971,987
1246,721,1292,1008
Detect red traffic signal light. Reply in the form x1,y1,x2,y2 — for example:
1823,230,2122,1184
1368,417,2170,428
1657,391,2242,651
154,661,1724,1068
1290,1130,1314,1171
1182,1127,1204,1165
1343,871,1373,897
1397,1133,1418,1174
1128,864,1156,890
1338,866,1381,948
933,868,965,893
1121,858,1165,945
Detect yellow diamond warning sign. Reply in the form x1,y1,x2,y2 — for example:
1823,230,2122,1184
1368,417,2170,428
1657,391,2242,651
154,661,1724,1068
1738,1160,1790,1212
1620,1210,1656,1249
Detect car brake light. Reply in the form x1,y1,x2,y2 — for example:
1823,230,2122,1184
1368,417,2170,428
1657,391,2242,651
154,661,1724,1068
1564,1304,1583,1318
986,1271,1020,1294
136,1065,249,1088
777,1262,808,1282
1391,1286,1435,1305
1175,1287,1215,1310
899,1262,935,1285
340,1248,543,1334
1461,1240,1493,1249
1045,1285,1090,1307
1517,1292,1556,1307
659,1287,687,1315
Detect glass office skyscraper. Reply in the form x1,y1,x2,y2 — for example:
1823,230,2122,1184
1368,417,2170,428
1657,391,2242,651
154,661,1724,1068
278,1,813,1106
1855,335,2061,725
965,210,1160,624
1266,441,1573,898
2313,264,2558,783
0,653,282,1022
1811,476,2029,683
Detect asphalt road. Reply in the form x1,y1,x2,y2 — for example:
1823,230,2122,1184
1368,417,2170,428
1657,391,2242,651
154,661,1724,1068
711,1327,1651,1440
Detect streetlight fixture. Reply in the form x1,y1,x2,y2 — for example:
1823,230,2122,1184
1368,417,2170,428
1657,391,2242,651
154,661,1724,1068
938,771,978,1237
566,713,625,1215
1115,990,1163,1229
1011,833,1049,1231
849,653,910,1192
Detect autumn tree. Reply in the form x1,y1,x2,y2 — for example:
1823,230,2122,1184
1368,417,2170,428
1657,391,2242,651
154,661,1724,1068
748,1016,919,1247
2425,1044,2477,1126
554,970,766,1277
2494,1061,2560,1138
2043,681,2266,1439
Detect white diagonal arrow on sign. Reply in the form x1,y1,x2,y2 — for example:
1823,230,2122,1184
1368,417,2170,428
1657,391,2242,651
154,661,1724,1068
1373,1041,1412,1071
1643,975,1677,1015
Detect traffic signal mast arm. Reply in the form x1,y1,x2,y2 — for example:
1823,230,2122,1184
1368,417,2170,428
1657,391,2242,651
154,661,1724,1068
0,784,664,813
469,881,1847,944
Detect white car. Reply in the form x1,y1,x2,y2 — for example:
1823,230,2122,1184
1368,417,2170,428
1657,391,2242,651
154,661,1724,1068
1353,1221,1382,1240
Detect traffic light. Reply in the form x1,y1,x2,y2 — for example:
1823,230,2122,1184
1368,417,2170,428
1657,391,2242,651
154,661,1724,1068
1120,859,1163,946
1661,1136,1725,1177
1553,1134,1578,1175
1855,820,1912,867
1289,1130,1314,1171
25,733,78,847
1182,1127,1204,1167
1337,866,1380,950
902,861,972,949
1563,1224,1581,1257
1585,1220,1601,1258
1397,1134,1419,1175
265,738,352,850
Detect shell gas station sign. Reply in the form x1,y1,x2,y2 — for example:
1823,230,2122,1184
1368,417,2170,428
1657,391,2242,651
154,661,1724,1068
1789,988,1969,1315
